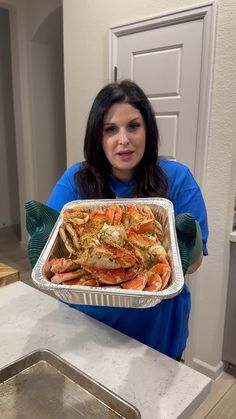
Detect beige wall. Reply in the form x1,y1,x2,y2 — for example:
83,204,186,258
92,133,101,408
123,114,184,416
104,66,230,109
63,0,236,376
25,0,62,39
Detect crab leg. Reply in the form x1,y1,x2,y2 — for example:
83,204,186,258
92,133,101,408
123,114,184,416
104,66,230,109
83,266,137,285
63,207,90,224
127,230,156,248
62,277,100,286
149,255,171,290
59,226,77,255
51,268,88,284
50,257,81,273
121,270,148,291
145,272,162,292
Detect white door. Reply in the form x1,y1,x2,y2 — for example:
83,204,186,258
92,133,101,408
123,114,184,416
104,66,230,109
112,19,204,173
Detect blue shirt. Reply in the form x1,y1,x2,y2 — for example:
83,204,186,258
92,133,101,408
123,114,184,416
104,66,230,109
47,159,208,359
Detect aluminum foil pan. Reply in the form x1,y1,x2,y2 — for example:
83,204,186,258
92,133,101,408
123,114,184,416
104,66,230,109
32,198,184,308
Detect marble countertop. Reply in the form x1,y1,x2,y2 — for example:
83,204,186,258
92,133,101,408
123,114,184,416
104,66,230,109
0,282,211,419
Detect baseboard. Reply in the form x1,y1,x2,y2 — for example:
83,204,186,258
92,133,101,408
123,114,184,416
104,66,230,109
192,357,226,380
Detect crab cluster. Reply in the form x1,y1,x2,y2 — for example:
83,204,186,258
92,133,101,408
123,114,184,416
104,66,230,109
44,204,172,292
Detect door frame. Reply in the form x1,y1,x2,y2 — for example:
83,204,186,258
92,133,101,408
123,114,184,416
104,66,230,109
109,1,217,193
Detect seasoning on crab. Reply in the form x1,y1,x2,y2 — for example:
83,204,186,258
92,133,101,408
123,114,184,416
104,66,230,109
99,223,127,248
77,246,138,269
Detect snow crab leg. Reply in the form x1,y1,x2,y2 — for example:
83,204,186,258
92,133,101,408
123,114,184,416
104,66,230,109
145,255,171,291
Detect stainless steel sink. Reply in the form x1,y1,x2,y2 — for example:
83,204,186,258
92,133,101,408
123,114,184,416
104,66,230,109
0,349,141,419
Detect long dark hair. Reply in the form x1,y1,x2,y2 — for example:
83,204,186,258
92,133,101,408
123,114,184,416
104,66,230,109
74,79,168,198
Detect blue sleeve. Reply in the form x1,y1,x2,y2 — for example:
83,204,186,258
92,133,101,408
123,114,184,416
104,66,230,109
47,163,81,212
166,163,209,255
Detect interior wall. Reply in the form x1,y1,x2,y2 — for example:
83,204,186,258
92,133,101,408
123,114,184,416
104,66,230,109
26,0,62,41
62,0,236,377
0,7,19,228
30,6,66,203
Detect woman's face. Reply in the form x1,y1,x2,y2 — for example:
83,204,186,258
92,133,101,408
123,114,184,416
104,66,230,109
102,103,146,180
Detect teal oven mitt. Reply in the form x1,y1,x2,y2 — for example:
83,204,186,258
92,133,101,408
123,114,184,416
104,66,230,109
175,213,203,275
25,200,59,268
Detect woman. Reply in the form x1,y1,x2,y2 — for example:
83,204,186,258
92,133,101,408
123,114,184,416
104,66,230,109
47,80,208,360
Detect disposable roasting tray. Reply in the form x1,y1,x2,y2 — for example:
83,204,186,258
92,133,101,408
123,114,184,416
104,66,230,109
32,198,184,308
0,349,140,419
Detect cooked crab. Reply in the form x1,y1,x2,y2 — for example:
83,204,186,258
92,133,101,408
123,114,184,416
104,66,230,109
127,229,167,266
51,268,89,284
49,203,172,292
122,205,163,235
98,223,127,248
63,207,91,225
45,253,171,291
83,266,138,285
145,255,171,291
91,204,122,225
77,246,138,269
